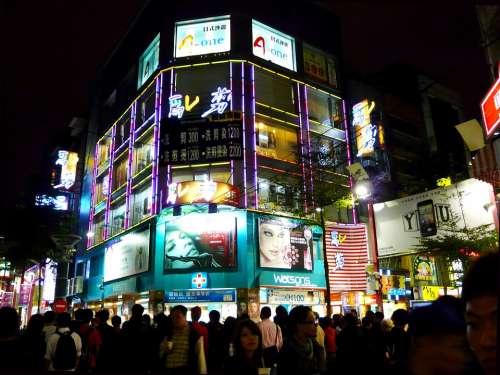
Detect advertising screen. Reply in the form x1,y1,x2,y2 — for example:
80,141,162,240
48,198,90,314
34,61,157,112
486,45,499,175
138,34,160,88
258,217,313,270
104,227,150,282
163,180,240,208
175,16,231,58
252,20,296,71
164,213,237,270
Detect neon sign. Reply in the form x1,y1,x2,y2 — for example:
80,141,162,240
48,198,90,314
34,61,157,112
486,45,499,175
163,180,240,207
201,87,232,118
167,87,231,119
35,194,69,211
352,100,377,157
53,150,79,190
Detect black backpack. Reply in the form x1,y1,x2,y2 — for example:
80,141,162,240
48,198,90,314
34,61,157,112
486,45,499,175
53,330,77,370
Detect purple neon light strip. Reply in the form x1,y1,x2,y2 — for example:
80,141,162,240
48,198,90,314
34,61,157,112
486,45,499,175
342,99,357,224
124,102,137,229
302,86,315,211
167,69,174,184
250,65,259,208
240,62,248,208
229,62,234,184
151,74,162,215
87,142,100,247
103,125,116,239
296,83,308,213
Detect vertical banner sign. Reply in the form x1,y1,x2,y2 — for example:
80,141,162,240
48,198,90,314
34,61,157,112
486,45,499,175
326,224,369,292
480,76,500,138
352,100,377,157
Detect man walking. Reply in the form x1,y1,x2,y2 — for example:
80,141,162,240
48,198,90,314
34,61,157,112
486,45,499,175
45,312,82,371
258,306,283,367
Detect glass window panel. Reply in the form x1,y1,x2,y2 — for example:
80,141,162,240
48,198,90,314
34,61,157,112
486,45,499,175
131,185,152,225
112,155,128,191
171,165,230,183
133,133,154,175
92,213,106,245
137,85,156,127
307,87,342,130
110,200,126,236
310,136,347,174
114,113,131,150
97,131,113,173
255,68,295,113
256,118,298,163
258,174,302,215
95,174,109,204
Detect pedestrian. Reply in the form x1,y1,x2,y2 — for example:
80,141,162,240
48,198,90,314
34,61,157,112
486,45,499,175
44,312,82,371
223,319,267,375
388,308,410,373
462,252,497,375
336,312,369,372
313,312,325,348
20,313,46,370
77,308,102,372
319,317,336,372
273,305,289,339
332,314,342,334
191,306,209,356
222,316,237,357
121,304,155,372
0,306,22,370
278,305,326,375
257,306,283,367
42,310,57,343
111,315,121,333
206,310,225,373
95,309,118,371
159,304,207,374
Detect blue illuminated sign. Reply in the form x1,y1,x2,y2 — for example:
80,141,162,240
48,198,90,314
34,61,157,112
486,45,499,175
164,288,236,303
191,272,208,289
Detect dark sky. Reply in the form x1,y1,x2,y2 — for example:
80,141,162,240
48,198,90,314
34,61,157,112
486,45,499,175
1,0,491,211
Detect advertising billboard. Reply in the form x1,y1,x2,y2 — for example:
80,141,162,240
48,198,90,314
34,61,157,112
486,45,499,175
164,213,237,270
138,33,160,88
258,217,313,270
480,76,500,138
52,150,79,190
104,227,150,282
163,180,240,208
252,20,296,71
373,179,497,258
352,99,380,157
174,16,231,58
325,224,369,292
302,43,337,87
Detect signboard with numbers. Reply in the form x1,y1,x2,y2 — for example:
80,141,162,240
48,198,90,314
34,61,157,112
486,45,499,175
159,116,243,165
164,288,236,303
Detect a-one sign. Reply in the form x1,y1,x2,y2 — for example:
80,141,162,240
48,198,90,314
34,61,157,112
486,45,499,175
159,115,243,165
480,76,500,138
373,179,497,257
252,20,296,71
164,180,240,207
266,289,321,305
164,288,236,303
138,33,160,88
175,16,231,58
53,150,79,190
104,227,150,282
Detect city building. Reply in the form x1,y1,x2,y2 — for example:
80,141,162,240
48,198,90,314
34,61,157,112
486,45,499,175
72,1,358,319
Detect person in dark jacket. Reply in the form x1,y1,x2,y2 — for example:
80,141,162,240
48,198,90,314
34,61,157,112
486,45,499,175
336,313,370,372
278,305,326,375
274,305,290,339
95,309,119,371
224,319,266,375
20,313,46,370
0,307,22,370
206,310,225,373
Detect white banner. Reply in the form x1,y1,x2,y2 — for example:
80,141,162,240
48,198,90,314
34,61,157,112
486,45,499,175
373,179,497,257
104,227,150,282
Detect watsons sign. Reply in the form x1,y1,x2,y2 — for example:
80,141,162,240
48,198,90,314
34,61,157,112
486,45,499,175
252,20,296,71
175,16,231,58
273,274,313,287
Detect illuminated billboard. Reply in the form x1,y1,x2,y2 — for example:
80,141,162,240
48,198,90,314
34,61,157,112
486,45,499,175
138,33,160,88
303,43,337,87
104,227,150,282
174,16,231,58
52,150,79,190
352,100,378,157
480,76,500,138
164,213,237,270
163,180,240,207
35,194,70,211
252,20,296,71
258,217,313,270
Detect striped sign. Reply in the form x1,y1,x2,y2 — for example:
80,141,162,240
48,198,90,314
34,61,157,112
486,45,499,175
325,224,369,292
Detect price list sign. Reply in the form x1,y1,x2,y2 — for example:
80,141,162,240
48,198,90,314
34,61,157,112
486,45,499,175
160,117,243,165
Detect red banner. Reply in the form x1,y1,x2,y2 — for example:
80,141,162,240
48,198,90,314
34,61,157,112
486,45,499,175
325,223,369,292
481,76,500,138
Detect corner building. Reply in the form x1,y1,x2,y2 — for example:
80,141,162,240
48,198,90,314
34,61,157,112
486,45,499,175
75,1,354,321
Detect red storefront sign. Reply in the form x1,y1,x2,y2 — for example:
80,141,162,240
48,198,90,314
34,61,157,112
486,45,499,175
325,223,369,292
53,299,67,313
481,76,500,138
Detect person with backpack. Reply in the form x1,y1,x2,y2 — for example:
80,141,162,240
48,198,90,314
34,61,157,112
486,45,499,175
45,312,82,371
257,306,282,367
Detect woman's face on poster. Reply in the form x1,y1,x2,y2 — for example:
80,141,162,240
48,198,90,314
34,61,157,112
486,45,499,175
165,230,200,258
259,222,289,264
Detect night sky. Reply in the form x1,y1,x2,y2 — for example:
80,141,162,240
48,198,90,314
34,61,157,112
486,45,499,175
1,0,491,212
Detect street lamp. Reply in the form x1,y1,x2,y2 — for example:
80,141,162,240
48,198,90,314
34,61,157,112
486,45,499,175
354,181,372,200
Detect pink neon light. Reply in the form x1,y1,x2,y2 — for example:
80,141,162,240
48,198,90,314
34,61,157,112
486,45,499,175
124,102,137,228
151,74,162,215
103,126,116,239
229,62,234,185
302,86,315,211
87,143,99,247
250,65,258,208
342,99,357,224
296,83,308,213
241,62,248,208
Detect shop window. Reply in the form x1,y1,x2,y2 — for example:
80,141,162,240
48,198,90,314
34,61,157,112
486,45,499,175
110,200,126,236
137,85,156,127
255,68,296,114
307,87,342,130
89,255,104,277
133,133,154,175
95,174,109,204
114,113,131,150
172,64,229,118
92,213,106,245
310,136,347,174
256,119,298,163
97,130,113,173
112,155,128,192
171,165,231,184
258,176,302,214
131,185,152,225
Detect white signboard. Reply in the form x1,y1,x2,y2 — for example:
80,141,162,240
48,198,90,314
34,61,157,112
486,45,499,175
267,289,320,305
104,227,150,282
373,179,497,257
42,259,57,302
175,16,231,58
252,20,296,71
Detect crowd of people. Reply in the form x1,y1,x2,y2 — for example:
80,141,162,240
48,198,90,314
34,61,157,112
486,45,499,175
0,253,496,374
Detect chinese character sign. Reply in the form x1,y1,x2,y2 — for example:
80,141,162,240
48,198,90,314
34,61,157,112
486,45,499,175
201,87,232,118
352,100,377,157
53,150,79,190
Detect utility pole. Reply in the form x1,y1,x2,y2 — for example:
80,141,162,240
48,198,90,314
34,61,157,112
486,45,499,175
319,207,332,317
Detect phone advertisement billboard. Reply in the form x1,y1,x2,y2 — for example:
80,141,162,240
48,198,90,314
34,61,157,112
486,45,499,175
258,217,313,271
373,179,497,257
